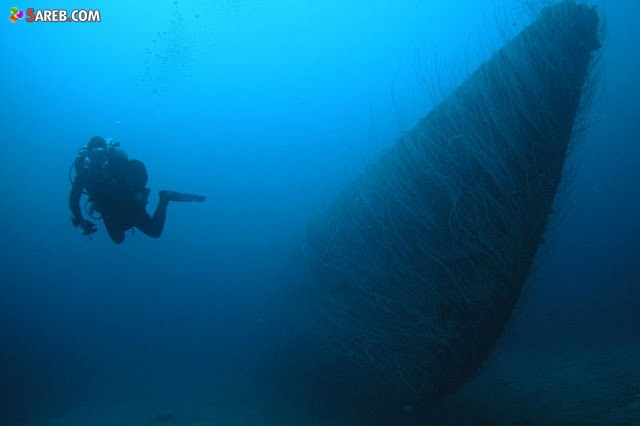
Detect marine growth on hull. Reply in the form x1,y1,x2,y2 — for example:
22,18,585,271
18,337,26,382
308,0,602,400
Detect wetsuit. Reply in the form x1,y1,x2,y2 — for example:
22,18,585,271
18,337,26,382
69,154,168,244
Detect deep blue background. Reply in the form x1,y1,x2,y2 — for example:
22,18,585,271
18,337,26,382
1,0,638,424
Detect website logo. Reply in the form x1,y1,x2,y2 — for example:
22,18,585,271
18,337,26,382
19,8,101,22
9,6,24,22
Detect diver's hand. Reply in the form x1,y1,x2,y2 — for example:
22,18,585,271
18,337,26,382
71,217,97,236
81,221,97,236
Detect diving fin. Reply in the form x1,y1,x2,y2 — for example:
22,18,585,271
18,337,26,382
159,190,206,202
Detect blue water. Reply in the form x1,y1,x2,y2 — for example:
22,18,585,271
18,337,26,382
1,0,639,424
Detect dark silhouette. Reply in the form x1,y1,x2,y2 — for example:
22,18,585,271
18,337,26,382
69,136,205,244
307,0,602,404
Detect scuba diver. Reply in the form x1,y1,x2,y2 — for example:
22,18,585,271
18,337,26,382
69,136,205,244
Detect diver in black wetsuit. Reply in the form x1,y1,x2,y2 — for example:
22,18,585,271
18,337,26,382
69,136,205,244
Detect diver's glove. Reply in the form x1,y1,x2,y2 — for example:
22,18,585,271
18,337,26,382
71,217,97,236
